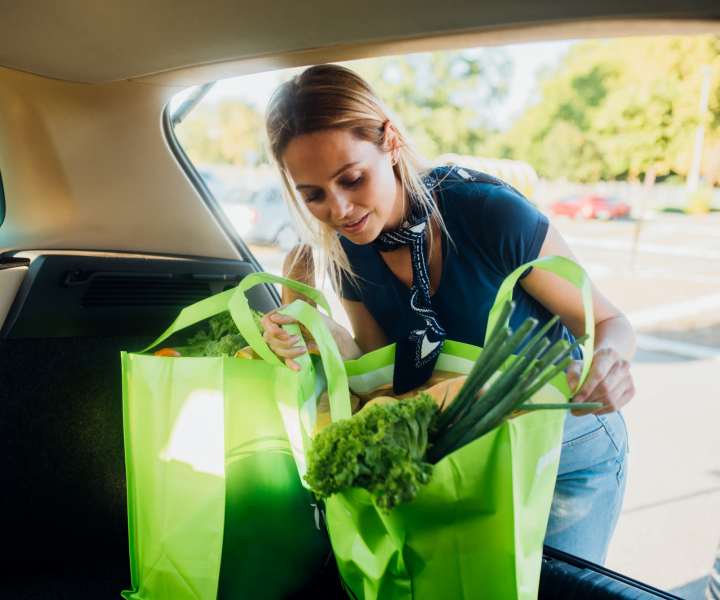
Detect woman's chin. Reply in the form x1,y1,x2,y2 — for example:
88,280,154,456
337,216,379,244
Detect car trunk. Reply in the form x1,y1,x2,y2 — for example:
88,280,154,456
0,252,681,599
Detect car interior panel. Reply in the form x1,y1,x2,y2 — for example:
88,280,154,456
0,264,27,332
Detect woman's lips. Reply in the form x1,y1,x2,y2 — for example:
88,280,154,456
341,213,369,234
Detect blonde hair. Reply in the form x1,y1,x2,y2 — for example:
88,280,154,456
265,63,447,296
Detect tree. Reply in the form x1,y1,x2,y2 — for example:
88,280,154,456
489,35,720,183
349,49,511,159
176,99,267,167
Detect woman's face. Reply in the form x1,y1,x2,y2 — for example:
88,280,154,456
282,128,404,244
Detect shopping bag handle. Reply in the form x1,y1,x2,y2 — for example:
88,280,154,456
138,271,331,354
223,277,352,421
227,272,332,366
485,255,595,395
278,300,352,422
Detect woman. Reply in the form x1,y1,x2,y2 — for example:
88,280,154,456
260,63,634,565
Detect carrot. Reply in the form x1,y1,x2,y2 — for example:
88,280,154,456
154,347,181,357
234,346,259,360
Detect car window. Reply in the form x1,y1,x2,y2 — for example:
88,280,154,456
170,37,720,595
268,189,284,205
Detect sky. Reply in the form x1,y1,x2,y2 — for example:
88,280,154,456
170,39,576,131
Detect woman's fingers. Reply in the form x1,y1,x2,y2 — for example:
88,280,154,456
569,349,634,415
272,343,307,358
262,327,298,343
262,311,297,341
565,360,583,393
261,322,306,356
592,373,634,414
264,331,303,351
270,312,297,325
595,385,634,415
260,307,306,369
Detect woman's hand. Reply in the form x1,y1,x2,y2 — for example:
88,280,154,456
260,307,364,371
565,347,635,416
260,308,317,372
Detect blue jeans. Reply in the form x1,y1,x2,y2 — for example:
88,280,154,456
543,411,629,565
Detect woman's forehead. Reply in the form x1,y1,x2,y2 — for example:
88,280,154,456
283,129,379,185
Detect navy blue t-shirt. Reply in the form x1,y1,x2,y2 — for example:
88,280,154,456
338,165,580,357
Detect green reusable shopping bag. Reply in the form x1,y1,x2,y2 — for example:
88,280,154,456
120,273,337,600
279,256,596,600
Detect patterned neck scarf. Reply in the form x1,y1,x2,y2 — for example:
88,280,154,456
372,204,446,394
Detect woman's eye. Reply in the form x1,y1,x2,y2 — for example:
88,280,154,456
303,191,323,203
342,175,363,188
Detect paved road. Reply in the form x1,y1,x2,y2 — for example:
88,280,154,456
551,212,720,596
248,211,720,596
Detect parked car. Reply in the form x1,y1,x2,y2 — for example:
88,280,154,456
550,194,632,220
223,185,300,250
0,1,707,598
196,167,227,200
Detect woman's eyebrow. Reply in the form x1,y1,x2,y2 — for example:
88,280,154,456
295,161,359,190
331,161,359,178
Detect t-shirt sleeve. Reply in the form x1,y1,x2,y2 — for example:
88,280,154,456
469,183,549,278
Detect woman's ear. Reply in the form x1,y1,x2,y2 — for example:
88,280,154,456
382,120,401,163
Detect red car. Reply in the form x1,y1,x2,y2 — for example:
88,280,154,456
550,194,631,220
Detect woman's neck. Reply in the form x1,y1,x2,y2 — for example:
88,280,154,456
382,176,410,232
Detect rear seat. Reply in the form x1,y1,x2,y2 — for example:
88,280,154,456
0,251,278,596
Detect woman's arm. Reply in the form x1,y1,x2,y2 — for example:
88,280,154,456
341,298,390,355
263,245,385,366
520,223,636,414
281,244,316,305
262,244,351,368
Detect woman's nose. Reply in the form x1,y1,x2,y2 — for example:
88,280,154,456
328,193,352,221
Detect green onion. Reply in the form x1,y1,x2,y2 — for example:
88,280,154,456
428,302,592,464
515,402,603,411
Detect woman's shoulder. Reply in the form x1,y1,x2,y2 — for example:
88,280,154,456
426,164,531,219
430,164,548,272
424,163,510,191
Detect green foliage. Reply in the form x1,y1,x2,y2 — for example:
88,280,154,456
201,334,248,357
176,99,268,167
488,35,720,183
305,394,438,512
352,51,511,159
176,35,720,184
185,312,249,357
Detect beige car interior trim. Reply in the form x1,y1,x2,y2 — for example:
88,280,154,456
1,1,718,83
0,66,240,260
137,19,720,87
0,266,28,332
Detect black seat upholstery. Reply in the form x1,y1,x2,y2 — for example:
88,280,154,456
0,254,277,596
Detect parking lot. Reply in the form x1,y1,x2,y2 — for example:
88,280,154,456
249,210,720,596
552,212,720,596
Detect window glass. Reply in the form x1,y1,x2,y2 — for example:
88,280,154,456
171,35,720,595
